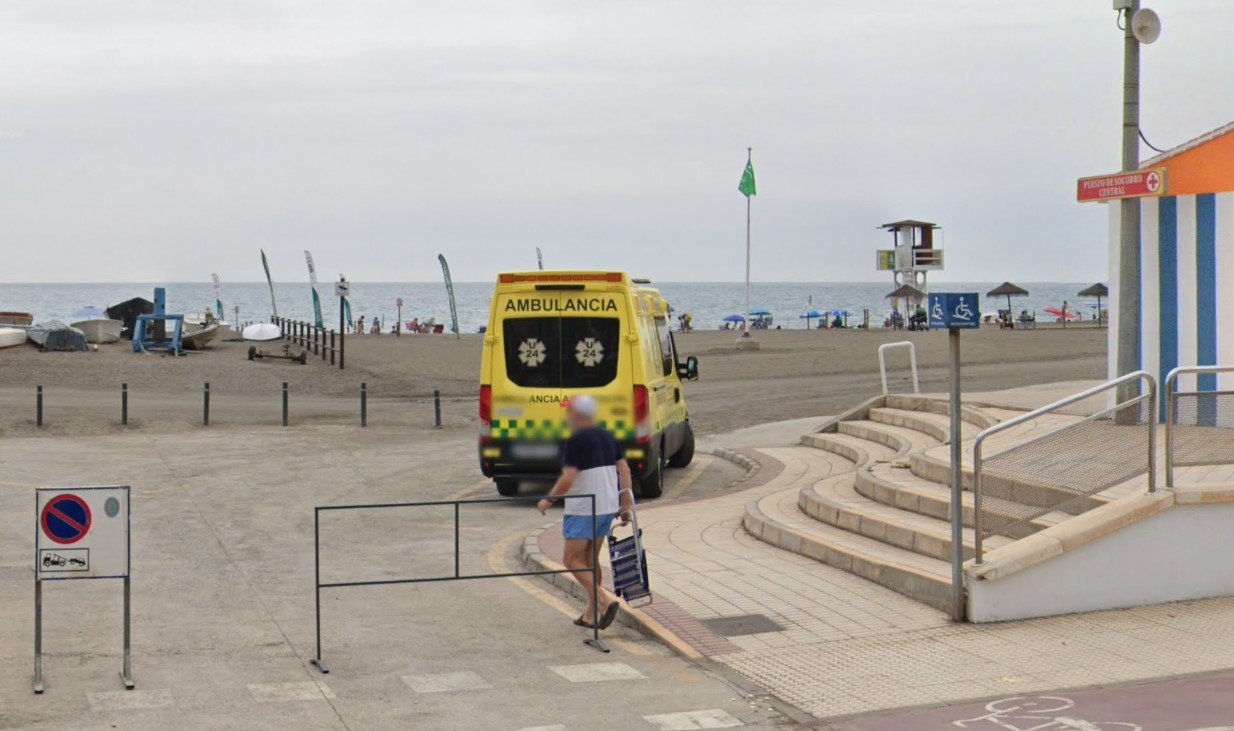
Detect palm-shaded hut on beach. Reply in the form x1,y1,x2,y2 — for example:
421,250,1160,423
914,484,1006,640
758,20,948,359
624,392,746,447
885,283,925,314
987,282,1029,317
1077,283,1108,327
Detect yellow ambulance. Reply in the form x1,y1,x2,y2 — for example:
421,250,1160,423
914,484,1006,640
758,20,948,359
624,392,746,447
478,271,699,498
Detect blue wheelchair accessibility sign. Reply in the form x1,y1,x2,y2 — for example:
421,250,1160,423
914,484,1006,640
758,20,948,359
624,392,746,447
928,292,980,330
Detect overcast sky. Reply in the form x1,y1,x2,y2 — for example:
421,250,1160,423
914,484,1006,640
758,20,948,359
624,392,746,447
2,1,1232,283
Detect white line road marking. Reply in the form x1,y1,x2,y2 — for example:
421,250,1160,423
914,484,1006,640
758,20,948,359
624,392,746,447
643,709,743,730
548,662,645,683
401,671,492,693
247,681,336,702
87,689,175,711
445,479,493,501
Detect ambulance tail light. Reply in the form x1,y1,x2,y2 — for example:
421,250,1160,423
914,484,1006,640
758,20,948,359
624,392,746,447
479,385,492,429
633,385,650,439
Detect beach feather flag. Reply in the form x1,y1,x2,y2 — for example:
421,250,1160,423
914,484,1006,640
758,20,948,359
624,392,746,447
304,250,323,328
438,254,460,338
260,249,278,318
211,273,224,320
738,154,757,197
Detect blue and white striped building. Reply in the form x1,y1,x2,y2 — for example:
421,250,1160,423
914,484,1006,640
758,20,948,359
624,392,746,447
1106,122,1234,397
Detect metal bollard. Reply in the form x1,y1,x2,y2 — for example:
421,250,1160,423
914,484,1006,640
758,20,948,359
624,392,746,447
360,382,367,427
282,382,289,427
434,389,442,429
122,383,128,426
203,382,210,426
36,385,43,428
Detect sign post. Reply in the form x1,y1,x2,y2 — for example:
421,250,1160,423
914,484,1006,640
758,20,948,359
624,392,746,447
928,292,978,622
34,486,131,693
336,278,350,370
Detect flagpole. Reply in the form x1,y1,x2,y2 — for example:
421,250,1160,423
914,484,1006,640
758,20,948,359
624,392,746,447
744,147,752,336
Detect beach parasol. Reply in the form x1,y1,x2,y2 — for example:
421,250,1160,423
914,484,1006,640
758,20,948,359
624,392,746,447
987,282,1029,316
799,309,824,329
723,314,745,323
1043,306,1077,321
749,307,772,316
885,284,925,301
1077,283,1108,328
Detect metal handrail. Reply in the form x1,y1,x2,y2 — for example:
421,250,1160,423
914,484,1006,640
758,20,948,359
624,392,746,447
878,341,920,396
972,370,1156,564
1164,365,1234,487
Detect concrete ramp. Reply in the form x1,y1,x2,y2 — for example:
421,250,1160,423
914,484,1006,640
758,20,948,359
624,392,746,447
967,486,1234,622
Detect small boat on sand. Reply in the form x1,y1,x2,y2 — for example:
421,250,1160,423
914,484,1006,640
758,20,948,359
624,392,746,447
28,321,87,352
183,322,223,350
0,312,34,327
0,327,26,349
70,307,123,344
243,322,281,341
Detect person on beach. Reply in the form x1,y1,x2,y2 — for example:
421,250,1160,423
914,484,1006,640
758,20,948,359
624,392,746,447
537,395,633,630
356,315,365,334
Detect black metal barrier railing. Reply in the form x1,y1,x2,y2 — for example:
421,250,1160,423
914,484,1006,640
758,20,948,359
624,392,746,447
273,316,344,369
309,494,607,674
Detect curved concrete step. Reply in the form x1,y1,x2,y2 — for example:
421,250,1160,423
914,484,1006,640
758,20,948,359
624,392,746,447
869,407,970,444
910,450,1108,515
743,482,954,613
797,473,1011,562
836,419,936,457
855,463,1067,540
884,394,1000,430
801,430,898,466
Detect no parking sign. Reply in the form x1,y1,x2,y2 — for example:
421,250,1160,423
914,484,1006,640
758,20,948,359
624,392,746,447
36,486,128,580
34,485,132,693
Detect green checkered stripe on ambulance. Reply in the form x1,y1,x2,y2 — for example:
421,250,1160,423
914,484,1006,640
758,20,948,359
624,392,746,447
489,419,634,441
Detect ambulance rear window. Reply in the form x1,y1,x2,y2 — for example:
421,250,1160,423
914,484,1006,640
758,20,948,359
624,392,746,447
503,317,620,389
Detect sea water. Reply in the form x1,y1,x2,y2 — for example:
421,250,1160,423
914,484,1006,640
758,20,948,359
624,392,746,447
0,282,1099,334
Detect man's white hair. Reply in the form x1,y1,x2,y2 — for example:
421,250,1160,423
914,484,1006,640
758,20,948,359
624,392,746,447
568,394,598,419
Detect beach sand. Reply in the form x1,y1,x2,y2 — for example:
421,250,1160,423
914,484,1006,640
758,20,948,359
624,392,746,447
0,326,1106,435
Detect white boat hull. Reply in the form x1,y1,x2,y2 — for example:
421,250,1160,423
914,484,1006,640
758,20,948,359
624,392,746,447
242,323,282,341
71,318,123,344
0,327,26,349
183,323,223,350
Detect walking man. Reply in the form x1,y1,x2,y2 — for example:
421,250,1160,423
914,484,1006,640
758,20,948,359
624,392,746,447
538,395,633,629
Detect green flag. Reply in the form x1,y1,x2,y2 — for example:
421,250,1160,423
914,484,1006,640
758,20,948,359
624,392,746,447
738,156,756,197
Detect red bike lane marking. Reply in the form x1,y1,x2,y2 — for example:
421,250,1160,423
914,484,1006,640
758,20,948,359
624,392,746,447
829,671,1234,731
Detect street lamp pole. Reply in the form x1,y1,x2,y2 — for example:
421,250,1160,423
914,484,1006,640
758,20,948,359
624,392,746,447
1117,0,1142,396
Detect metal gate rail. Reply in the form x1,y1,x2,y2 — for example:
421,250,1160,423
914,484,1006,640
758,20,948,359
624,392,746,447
310,494,607,674
878,341,920,396
1164,365,1234,487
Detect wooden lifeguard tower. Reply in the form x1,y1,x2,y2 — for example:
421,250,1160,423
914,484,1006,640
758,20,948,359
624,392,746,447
876,220,944,311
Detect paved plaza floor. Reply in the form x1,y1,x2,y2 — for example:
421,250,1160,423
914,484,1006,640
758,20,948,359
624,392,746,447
0,420,786,729
5,387,1234,728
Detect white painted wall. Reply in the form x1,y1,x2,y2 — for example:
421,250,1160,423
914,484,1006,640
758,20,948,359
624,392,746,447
967,503,1234,622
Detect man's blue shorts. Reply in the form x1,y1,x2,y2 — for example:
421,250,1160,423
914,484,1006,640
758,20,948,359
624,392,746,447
562,513,616,540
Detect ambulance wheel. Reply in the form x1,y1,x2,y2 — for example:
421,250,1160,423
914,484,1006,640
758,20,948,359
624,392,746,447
495,478,519,497
638,457,664,499
668,423,695,468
